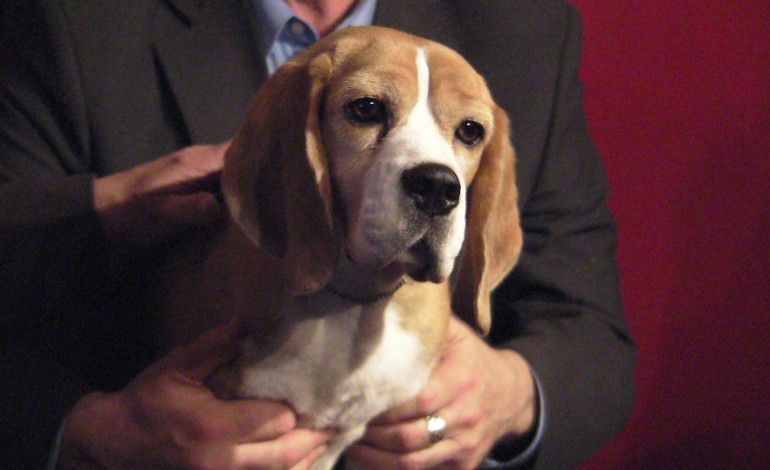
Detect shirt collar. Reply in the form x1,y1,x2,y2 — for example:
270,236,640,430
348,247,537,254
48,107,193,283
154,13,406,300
253,0,378,56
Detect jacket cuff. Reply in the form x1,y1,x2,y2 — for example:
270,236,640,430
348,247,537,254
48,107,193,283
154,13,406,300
480,369,546,469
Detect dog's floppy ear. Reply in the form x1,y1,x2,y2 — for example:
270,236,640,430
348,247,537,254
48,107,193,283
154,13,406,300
452,106,522,335
222,53,336,294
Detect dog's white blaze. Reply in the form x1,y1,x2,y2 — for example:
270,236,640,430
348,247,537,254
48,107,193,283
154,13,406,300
415,48,431,118
404,48,460,173
408,48,467,278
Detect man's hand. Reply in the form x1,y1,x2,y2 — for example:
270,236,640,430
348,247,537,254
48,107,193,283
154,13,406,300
93,143,228,246
58,321,335,470
347,316,537,469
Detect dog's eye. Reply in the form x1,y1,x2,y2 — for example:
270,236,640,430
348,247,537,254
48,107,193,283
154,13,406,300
455,120,485,146
345,97,387,124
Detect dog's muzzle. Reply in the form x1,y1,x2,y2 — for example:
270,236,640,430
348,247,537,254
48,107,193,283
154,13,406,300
401,163,461,217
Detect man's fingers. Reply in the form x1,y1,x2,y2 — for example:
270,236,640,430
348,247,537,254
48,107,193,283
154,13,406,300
234,428,335,469
289,441,333,470
210,398,299,443
145,142,228,196
363,411,456,453
167,142,228,191
361,417,429,452
347,438,456,470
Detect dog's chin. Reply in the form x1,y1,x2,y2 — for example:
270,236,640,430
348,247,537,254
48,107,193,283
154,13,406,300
392,240,448,284
348,240,449,285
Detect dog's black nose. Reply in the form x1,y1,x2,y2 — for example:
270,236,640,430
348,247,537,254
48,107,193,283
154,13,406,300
401,163,461,217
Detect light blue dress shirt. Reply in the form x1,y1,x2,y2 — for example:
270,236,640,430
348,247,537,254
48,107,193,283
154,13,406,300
252,0,377,74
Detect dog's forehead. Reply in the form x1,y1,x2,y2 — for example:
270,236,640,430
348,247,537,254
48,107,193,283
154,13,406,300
325,35,421,98
426,48,493,104
323,29,490,104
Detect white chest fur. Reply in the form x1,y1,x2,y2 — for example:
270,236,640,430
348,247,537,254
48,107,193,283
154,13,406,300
235,292,434,430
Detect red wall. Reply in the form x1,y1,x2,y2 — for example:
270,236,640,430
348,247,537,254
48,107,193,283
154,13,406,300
569,1,770,468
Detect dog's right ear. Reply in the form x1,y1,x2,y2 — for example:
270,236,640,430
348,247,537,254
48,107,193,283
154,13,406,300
222,53,336,295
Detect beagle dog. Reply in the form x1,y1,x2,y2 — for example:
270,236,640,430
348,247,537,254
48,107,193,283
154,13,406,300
163,25,522,470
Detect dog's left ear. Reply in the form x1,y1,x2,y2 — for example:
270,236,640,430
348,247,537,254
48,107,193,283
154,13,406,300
222,53,336,294
451,106,523,335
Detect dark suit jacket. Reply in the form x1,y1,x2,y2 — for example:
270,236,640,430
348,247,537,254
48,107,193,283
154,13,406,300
0,1,635,468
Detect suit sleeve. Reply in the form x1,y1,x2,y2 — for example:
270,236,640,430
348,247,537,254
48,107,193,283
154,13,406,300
488,5,636,468
0,2,105,467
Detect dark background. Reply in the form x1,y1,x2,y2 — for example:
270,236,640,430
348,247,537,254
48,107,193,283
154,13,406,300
569,1,769,468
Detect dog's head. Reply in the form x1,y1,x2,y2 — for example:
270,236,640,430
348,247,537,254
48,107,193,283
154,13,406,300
223,26,521,334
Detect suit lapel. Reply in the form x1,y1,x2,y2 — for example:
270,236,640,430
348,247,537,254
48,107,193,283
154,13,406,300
154,0,267,144
161,0,204,25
